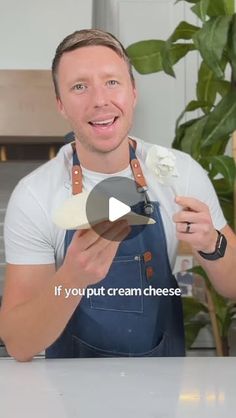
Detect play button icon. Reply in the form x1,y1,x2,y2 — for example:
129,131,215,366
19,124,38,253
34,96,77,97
109,197,131,222
86,176,155,242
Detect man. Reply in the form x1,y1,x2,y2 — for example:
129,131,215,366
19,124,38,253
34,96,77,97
0,29,236,361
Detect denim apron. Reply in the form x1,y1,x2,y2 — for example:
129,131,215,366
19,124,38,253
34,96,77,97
46,142,185,358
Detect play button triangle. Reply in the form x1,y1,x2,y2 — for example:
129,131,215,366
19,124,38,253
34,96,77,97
109,197,131,222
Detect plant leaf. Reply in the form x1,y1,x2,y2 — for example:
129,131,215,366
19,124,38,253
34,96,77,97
175,0,200,3
170,43,196,63
219,196,234,228
197,62,217,113
176,99,211,130
213,179,234,196
170,21,200,42
207,0,235,16
173,118,199,149
161,21,200,77
176,116,208,158
193,16,232,78
184,322,208,349
182,296,209,349
197,59,231,108
191,0,210,22
214,80,231,97
228,14,236,81
182,297,208,322
126,40,195,75
200,135,229,156
200,155,236,193
126,40,165,74
201,91,236,147
190,265,210,283
157,42,196,77
161,40,176,77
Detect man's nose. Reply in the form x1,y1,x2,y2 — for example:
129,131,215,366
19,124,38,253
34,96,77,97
92,85,109,108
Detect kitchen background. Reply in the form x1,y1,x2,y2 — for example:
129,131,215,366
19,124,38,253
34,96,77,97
0,0,235,356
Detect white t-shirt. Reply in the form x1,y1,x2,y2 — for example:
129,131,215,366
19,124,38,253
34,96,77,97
4,137,226,270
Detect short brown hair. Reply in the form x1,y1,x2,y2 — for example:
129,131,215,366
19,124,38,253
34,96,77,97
52,29,135,98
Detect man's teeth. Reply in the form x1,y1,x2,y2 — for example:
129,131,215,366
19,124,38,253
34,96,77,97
91,118,115,126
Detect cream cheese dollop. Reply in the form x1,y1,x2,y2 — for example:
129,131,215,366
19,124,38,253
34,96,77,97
146,145,179,187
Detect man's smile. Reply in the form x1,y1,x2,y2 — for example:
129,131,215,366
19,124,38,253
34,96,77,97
88,116,119,132
89,116,118,126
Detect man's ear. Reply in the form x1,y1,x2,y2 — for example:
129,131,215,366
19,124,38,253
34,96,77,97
56,97,67,120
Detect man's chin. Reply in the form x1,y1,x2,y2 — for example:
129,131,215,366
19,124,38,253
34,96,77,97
89,137,126,154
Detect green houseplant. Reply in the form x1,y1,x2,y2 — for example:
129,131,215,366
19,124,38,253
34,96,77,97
181,266,236,355
127,0,236,227
126,0,236,354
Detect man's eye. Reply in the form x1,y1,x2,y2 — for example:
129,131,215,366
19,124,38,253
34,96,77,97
73,83,86,92
107,80,119,87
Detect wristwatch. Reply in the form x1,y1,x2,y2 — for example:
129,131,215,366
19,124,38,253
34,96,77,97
198,230,227,260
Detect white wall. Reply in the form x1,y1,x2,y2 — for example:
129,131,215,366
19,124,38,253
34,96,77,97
0,0,93,69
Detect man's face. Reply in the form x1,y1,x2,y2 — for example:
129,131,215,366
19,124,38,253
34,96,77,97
56,45,137,153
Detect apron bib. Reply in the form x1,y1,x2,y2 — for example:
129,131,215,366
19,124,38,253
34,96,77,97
46,141,185,358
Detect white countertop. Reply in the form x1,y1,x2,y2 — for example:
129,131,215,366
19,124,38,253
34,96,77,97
0,357,235,418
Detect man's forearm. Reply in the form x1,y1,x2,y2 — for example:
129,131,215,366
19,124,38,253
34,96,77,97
0,222,129,362
0,265,82,361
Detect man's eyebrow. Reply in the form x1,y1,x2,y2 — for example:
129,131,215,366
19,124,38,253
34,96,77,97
68,72,122,84
101,72,122,78
68,77,89,84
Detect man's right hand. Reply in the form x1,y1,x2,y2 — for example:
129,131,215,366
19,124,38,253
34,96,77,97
63,220,131,288
0,220,130,361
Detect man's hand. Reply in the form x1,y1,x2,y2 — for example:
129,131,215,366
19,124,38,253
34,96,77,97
63,220,131,288
172,196,218,253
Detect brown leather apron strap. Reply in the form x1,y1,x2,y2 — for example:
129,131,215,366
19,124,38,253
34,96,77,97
130,159,147,190
71,142,83,195
128,137,137,150
72,165,83,195
129,139,148,191
71,138,147,194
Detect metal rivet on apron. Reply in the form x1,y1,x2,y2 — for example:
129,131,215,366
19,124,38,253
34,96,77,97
146,266,154,279
144,251,152,263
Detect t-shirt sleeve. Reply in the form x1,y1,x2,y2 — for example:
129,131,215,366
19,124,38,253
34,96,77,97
184,155,227,231
4,181,55,265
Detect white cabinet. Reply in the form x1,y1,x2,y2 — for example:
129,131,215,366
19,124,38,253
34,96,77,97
93,0,199,147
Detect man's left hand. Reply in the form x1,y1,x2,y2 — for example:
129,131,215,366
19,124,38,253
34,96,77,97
172,196,218,253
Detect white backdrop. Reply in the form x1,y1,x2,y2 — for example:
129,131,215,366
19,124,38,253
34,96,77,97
0,0,93,69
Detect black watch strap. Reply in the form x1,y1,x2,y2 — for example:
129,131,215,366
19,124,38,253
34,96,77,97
198,230,227,261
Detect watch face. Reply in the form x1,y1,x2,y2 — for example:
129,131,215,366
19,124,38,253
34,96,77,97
198,231,227,260
217,234,227,257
